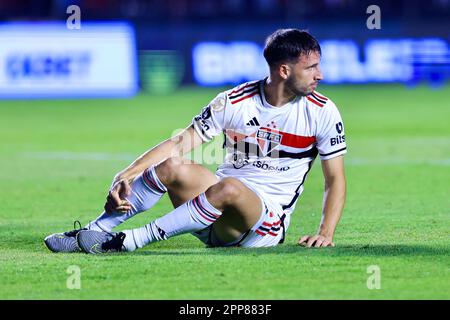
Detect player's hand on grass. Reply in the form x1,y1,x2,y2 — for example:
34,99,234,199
104,178,132,214
298,235,335,248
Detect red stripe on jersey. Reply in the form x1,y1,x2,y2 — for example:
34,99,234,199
255,230,266,236
259,127,316,148
313,91,328,101
281,132,316,148
262,222,273,227
307,96,324,107
229,82,259,95
230,90,259,104
268,231,278,236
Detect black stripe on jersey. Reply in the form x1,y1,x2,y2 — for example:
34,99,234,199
275,148,318,159
319,147,347,157
281,158,316,211
228,84,259,100
311,92,327,104
229,81,258,93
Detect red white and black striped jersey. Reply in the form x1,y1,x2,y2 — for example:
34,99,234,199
192,79,346,219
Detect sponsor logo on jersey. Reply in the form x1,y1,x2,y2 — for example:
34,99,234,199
330,134,345,146
256,128,282,156
331,122,345,146
252,160,290,172
194,105,212,131
231,156,290,172
201,106,211,120
245,117,260,126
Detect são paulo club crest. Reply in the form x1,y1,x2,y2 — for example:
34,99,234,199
256,128,282,156
224,123,283,158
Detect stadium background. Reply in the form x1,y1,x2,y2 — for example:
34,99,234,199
0,0,449,299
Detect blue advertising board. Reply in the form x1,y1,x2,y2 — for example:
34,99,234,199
0,22,138,98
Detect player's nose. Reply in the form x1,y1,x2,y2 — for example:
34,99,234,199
315,66,323,81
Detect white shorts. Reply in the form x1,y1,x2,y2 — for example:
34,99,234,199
191,177,289,248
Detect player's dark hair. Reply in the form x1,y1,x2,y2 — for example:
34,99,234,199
263,29,321,68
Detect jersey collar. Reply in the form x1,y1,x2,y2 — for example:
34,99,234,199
259,78,300,112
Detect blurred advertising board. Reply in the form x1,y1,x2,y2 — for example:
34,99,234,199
0,22,138,98
193,38,449,87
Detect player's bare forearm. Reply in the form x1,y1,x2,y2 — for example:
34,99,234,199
318,175,346,239
115,125,202,182
115,140,178,182
299,156,346,248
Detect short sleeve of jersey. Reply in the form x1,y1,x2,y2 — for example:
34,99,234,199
316,100,347,160
192,92,228,142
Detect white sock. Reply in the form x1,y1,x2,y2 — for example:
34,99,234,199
122,192,222,251
86,166,167,232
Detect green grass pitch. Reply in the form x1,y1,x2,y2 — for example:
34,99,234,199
0,84,449,299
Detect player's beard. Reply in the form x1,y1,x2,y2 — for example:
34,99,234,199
285,74,310,97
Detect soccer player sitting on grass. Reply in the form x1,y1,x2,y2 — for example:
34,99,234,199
44,29,347,254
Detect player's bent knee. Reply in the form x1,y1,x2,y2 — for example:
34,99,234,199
206,177,244,208
155,157,184,185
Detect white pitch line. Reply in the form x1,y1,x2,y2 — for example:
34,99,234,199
346,158,450,166
19,151,450,166
20,151,136,161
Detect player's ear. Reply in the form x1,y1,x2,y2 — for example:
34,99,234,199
279,63,290,80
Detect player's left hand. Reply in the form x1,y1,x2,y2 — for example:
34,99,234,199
104,179,132,214
298,235,335,248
